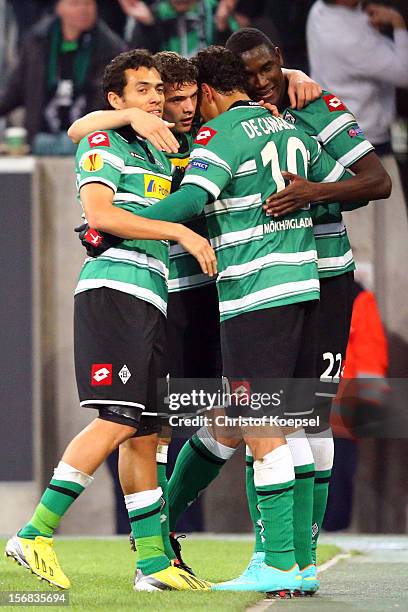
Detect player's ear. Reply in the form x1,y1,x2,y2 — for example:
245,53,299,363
107,91,124,110
201,83,213,103
275,47,284,67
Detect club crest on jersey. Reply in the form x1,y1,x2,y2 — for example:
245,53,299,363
91,364,112,386
323,94,347,112
88,131,110,148
144,174,171,199
284,110,296,125
194,127,217,146
82,152,104,172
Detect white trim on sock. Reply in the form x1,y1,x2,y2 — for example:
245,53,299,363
286,428,315,467
307,428,334,471
124,487,162,512
197,426,237,460
156,444,168,464
53,461,94,488
253,444,295,487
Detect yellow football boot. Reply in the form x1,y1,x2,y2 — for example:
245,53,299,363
5,535,70,589
134,564,212,591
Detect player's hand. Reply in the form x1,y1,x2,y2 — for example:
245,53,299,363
258,100,280,117
177,227,217,276
263,171,317,217
74,223,122,257
365,4,406,30
215,0,237,31
127,108,179,153
287,70,322,110
117,0,154,25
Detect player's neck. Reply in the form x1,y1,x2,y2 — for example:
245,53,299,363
217,91,250,114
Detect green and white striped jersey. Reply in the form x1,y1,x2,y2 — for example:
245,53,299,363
166,129,215,293
75,128,172,316
282,91,374,278
181,101,345,321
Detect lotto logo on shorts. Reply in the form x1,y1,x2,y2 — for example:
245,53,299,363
91,364,112,386
194,127,217,145
323,94,347,112
88,132,110,148
231,380,251,405
82,152,104,172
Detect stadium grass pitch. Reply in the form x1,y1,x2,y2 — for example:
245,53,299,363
1,538,340,610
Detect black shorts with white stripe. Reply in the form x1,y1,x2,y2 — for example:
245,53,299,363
74,287,167,431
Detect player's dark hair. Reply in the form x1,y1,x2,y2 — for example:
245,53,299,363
193,46,248,94
154,51,198,88
102,49,158,107
226,27,279,58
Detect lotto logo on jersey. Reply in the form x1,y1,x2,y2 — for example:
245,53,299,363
323,94,347,112
82,152,104,172
88,132,110,148
194,127,217,146
91,364,112,386
144,174,171,199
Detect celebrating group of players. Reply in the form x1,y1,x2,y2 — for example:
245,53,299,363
5,27,391,596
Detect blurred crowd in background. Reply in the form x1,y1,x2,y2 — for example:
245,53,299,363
0,0,407,159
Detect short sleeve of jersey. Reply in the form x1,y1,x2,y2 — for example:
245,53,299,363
180,124,238,200
295,92,374,169
305,135,346,185
76,131,125,194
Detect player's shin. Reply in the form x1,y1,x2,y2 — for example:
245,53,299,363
168,425,236,530
126,488,170,575
252,443,297,571
307,428,334,564
245,446,264,555
286,429,315,570
156,443,173,559
18,461,94,539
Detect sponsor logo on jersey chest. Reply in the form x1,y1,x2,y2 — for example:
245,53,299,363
144,174,171,199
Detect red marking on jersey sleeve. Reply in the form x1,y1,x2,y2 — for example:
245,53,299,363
88,132,111,148
323,94,347,112
194,127,218,145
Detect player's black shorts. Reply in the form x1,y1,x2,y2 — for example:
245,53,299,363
167,283,222,378
220,300,319,418
74,288,166,435
313,271,354,430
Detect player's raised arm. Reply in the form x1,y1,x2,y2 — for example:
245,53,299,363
68,108,179,153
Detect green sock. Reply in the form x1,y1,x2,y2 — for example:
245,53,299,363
157,445,173,560
256,479,296,570
293,464,315,570
168,431,231,531
312,469,332,564
19,478,85,540
128,495,170,575
245,451,263,554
